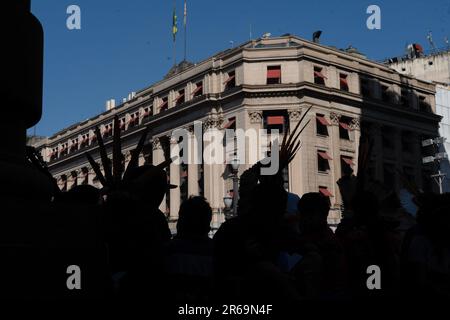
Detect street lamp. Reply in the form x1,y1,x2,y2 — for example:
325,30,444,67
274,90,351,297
223,196,233,209
230,158,240,172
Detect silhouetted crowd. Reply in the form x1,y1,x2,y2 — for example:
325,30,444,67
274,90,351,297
4,158,447,303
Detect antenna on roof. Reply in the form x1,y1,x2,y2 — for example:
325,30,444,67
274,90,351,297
427,31,437,53
262,32,271,39
445,36,450,50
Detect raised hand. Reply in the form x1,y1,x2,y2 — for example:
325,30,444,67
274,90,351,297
279,105,312,170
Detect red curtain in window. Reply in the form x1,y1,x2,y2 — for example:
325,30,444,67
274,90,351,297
340,77,348,86
174,93,185,103
267,68,281,79
342,157,354,166
318,151,333,160
316,116,331,126
223,119,236,129
159,100,168,110
319,187,333,197
339,122,351,130
267,116,284,125
314,70,327,79
223,74,235,85
192,85,203,96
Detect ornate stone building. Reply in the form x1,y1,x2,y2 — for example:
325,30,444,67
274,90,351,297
34,35,440,228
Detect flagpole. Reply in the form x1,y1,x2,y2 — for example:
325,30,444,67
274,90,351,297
183,0,187,62
173,35,176,66
173,0,177,66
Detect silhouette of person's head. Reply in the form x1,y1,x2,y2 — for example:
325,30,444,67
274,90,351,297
176,196,212,239
297,192,330,231
67,185,101,205
416,192,450,241
352,191,380,224
248,180,288,231
124,164,176,208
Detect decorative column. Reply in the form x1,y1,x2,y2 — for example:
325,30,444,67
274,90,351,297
152,138,166,213
288,108,304,195
203,108,226,214
169,137,181,221
124,151,131,172
329,112,342,206
187,129,200,196
350,117,361,174
88,167,95,185
246,110,263,170
67,171,76,190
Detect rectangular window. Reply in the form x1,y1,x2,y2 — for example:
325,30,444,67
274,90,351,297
69,139,78,152
119,118,126,131
159,97,168,111
341,156,354,176
314,66,326,85
339,116,352,140
316,114,330,136
360,78,371,97
339,73,349,91
103,123,113,138
223,117,236,130
224,71,236,90
267,65,281,84
142,107,151,119
263,111,288,134
50,148,58,160
192,82,203,98
174,89,185,106
381,85,391,102
60,143,68,156
128,112,139,128
80,134,89,148
317,150,332,172
419,96,430,112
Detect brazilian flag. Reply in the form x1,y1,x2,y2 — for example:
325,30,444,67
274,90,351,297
172,6,178,42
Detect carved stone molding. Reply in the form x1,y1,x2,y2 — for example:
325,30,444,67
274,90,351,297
248,110,263,124
152,137,161,150
329,112,341,125
203,107,224,130
288,109,302,122
350,118,361,130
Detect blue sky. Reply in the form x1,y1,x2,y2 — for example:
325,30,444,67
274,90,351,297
30,0,450,136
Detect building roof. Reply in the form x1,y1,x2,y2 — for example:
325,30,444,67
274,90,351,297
43,34,432,141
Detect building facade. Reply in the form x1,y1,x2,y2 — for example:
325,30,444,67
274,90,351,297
389,49,450,192
34,35,440,228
